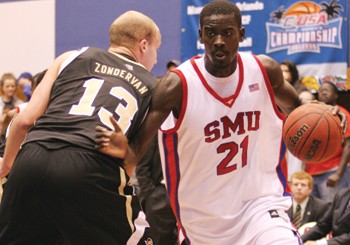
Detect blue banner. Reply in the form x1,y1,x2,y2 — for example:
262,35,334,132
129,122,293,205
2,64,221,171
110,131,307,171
181,0,349,89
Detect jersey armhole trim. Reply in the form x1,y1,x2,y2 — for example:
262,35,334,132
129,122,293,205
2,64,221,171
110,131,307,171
159,69,188,134
253,55,286,121
58,47,89,75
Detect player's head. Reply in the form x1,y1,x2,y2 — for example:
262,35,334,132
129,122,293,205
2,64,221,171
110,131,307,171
280,60,299,85
198,0,245,75
199,0,242,29
318,82,338,106
109,11,161,71
290,171,313,203
32,69,48,93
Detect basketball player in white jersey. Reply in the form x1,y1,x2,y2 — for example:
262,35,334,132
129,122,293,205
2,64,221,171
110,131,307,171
96,1,346,244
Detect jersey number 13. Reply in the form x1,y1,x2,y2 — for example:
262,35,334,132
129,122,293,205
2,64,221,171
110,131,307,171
69,78,138,133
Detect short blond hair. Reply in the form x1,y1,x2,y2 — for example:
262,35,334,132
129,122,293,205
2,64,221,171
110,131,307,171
109,11,159,49
290,170,313,189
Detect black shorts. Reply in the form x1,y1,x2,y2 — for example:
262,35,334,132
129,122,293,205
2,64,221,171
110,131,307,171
0,143,140,244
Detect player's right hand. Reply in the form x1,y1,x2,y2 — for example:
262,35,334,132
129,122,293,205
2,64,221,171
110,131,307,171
95,116,129,159
326,172,341,187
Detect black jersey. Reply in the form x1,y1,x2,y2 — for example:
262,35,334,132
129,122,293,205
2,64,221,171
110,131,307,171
25,47,156,152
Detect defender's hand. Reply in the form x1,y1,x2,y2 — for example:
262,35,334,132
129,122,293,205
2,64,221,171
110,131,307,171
95,116,128,159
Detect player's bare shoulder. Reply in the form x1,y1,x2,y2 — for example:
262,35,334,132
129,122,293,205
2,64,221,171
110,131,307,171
154,71,183,118
159,71,182,93
256,54,284,89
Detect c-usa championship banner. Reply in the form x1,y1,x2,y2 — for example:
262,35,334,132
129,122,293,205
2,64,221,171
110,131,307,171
181,0,349,90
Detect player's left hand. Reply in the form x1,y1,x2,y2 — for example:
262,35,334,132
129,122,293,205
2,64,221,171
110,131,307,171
327,172,341,187
308,101,347,134
95,116,129,159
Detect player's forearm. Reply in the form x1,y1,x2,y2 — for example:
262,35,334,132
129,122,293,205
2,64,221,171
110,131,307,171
2,116,29,177
122,146,137,176
335,137,350,177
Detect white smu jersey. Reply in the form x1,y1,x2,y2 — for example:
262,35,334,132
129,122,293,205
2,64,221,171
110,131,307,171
158,53,292,244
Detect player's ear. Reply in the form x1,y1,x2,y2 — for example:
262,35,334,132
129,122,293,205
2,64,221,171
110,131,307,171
239,27,245,42
199,29,204,44
139,39,147,54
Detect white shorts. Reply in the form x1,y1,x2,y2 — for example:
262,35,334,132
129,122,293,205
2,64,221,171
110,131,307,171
237,209,302,245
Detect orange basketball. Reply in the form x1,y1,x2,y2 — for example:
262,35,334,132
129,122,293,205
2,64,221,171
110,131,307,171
283,103,343,163
284,2,321,17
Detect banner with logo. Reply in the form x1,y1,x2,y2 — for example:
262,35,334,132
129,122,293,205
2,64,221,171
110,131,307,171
181,0,349,90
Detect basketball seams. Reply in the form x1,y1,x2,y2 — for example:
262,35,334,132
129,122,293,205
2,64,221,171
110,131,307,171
295,111,328,161
325,110,343,139
313,115,331,162
283,103,343,163
283,111,324,141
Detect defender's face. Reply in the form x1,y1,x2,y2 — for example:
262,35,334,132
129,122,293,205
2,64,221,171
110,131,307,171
199,14,244,74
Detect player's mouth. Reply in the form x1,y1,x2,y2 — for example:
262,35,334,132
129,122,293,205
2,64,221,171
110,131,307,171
214,51,227,60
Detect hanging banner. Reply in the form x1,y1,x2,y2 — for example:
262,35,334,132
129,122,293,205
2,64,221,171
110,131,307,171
181,0,349,90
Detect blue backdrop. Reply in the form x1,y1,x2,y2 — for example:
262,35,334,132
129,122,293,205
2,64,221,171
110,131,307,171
181,0,349,90
0,0,349,80
181,0,348,67
55,0,181,77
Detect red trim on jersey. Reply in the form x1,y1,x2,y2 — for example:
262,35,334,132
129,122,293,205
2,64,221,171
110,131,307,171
162,133,189,243
160,70,188,134
278,136,292,196
253,55,286,121
190,55,244,108
163,133,179,210
253,55,290,195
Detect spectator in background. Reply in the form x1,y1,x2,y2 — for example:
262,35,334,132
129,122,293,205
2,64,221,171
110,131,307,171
305,82,350,203
0,73,23,132
16,72,33,102
287,171,330,232
0,70,48,136
280,60,308,94
156,59,180,82
299,90,316,101
301,187,350,245
166,60,180,72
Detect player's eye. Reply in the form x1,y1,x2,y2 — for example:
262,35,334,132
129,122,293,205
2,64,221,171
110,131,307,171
223,30,232,37
205,30,215,37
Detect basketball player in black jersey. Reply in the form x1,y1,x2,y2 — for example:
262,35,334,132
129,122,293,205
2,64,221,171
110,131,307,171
0,11,161,244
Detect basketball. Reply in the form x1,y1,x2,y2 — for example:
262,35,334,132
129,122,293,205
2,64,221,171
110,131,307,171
283,103,343,163
284,2,321,17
